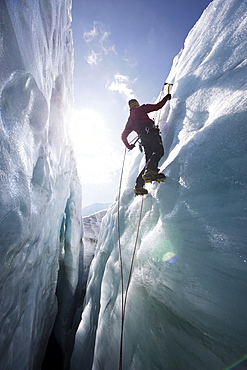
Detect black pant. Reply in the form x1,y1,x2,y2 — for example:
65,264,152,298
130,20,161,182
136,129,164,187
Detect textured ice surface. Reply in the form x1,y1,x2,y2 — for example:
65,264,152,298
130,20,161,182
0,1,83,369
82,210,108,294
71,0,247,369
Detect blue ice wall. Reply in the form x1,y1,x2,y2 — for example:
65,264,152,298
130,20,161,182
72,0,247,369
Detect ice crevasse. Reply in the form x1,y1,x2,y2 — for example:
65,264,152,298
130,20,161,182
71,0,247,369
0,0,83,369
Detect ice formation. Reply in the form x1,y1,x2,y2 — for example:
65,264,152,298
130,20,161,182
0,0,83,369
71,0,247,369
82,210,107,295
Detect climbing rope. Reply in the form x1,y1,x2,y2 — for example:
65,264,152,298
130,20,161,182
117,147,127,324
123,195,144,316
117,144,144,370
119,196,144,370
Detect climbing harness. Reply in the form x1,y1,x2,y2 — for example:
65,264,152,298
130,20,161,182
130,134,143,153
138,121,156,136
117,144,145,370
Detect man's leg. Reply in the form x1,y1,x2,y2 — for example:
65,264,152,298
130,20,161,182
136,142,153,186
142,132,166,182
135,142,153,187
146,133,164,170
133,141,153,194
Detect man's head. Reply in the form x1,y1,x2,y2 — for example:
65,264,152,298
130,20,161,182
128,99,139,109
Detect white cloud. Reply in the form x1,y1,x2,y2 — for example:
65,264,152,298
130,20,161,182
83,26,99,42
115,74,129,83
86,50,102,65
123,56,138,68
83,21,117,65
100,30,110,42
106,74,136,100
101,43,117,55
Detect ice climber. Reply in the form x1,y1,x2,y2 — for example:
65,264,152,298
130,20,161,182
121,93,171,195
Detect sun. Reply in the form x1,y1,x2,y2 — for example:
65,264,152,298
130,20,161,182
69,108,122,185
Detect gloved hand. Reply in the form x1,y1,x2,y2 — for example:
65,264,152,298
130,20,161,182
165,93,171,100
128,144,135,150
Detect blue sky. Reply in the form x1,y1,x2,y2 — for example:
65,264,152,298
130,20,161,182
71,0,212,208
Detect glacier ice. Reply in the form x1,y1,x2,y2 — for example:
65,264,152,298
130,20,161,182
0,0,83,369
71,0,247,369
82,210,108,295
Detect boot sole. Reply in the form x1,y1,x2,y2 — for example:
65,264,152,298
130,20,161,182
134,191,148,195
144,177,166,183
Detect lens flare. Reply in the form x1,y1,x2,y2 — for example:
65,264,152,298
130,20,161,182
162,251,178,265
224,355,247,370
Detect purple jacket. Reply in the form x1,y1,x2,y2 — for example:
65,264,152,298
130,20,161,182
121,95,169,149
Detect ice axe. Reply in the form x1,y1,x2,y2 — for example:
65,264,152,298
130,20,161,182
164,82,173,94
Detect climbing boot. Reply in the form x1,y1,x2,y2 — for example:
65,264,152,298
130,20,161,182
142,169,166,183
134,186,148,195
